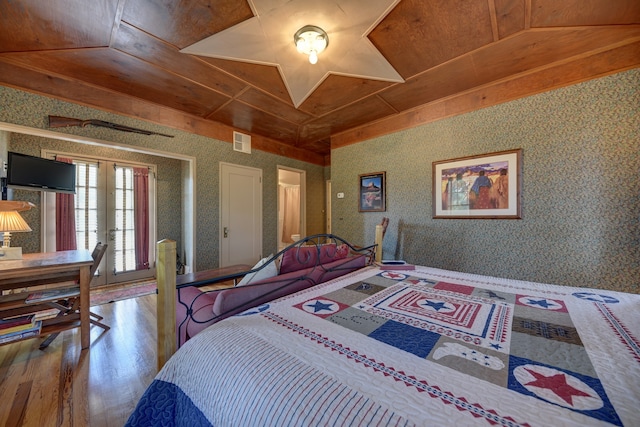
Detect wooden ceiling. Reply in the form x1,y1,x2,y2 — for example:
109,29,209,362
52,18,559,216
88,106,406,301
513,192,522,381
0,0,638,166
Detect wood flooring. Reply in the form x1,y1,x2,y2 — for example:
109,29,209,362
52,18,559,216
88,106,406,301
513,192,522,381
0,294,158,427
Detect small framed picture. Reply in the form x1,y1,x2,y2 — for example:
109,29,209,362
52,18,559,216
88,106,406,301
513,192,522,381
433,149,522,219
359,172,386,212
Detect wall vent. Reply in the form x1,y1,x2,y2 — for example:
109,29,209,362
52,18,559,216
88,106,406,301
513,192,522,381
233,131,251,154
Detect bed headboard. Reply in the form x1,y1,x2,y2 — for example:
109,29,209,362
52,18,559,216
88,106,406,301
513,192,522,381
374,217,389,263
155,223,388,369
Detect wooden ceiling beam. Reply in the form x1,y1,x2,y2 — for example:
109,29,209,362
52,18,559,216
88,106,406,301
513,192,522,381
1,0,637,162
0,60,326,166
331,41,640,149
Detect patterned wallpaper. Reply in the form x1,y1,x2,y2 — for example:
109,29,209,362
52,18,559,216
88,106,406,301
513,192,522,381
0,87,326,271
331,69,639,293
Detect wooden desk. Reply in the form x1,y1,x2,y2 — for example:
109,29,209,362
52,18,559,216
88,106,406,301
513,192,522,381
0,250,94,349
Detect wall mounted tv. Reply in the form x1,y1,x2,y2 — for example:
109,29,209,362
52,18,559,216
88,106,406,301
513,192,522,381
6,152,76,194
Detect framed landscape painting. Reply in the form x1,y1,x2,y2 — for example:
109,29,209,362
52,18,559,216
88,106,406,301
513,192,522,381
433,149,522,219
358,172,386,212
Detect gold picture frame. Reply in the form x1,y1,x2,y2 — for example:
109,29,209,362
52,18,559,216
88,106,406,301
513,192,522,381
433,149,522,219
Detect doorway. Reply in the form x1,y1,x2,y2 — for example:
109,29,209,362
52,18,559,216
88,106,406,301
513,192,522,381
42,152,157,286
277,166,306,251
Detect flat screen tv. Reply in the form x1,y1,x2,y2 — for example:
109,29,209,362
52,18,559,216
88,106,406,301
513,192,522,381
6,152,76,194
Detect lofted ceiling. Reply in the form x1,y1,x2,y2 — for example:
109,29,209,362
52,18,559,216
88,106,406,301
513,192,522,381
0,0,638,166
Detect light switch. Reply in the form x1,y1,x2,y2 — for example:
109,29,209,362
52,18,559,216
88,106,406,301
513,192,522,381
337,192,344,199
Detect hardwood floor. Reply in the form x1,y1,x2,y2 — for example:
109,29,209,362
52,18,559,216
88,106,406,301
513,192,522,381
0,294,158,427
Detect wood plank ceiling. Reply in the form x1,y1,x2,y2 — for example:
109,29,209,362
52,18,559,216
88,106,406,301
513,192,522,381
0,0,638,166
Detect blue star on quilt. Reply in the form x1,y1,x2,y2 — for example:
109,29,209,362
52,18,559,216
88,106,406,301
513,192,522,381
518,296,563,311
527,298,555,308
421,299,451,312
306,300,335,313
572,292,619,304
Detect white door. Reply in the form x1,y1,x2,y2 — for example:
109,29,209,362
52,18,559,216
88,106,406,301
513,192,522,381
43,154,156,286
219,162,262,267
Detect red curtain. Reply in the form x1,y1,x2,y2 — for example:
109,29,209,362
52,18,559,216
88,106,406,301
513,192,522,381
56,157,77,251
133,167,149,270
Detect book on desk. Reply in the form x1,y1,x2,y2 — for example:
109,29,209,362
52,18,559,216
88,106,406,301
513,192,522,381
376,260,415,270
25,287,79,303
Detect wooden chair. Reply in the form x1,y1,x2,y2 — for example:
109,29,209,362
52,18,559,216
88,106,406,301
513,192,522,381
39,242,110,349
87,242,109,326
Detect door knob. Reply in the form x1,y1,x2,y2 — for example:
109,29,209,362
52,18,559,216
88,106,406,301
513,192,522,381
224,227,228,238
108,229,118,241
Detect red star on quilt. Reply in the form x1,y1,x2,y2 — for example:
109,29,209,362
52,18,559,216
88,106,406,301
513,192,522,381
523,367,591,405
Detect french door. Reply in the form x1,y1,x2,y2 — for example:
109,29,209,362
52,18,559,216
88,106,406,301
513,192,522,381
43,152,156,287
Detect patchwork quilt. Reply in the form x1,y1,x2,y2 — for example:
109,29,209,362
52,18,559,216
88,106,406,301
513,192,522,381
126,266,640,427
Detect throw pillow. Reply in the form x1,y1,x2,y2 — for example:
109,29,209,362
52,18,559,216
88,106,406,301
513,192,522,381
236,255,278,287
335,243,349,259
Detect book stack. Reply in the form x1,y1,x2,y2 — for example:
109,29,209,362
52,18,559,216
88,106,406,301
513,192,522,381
0,314,42,344
376,260,415,270
25,287,79,303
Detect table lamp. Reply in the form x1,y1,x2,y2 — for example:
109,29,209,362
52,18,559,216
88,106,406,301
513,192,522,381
0,200,36,260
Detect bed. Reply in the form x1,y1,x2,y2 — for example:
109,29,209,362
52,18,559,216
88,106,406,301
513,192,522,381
126,264,639,426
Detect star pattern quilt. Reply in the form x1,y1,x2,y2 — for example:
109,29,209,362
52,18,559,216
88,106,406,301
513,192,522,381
126,266,640,426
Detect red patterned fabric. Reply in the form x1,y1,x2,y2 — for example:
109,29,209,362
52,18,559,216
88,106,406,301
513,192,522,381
336,243,349,258
55,157,77,251
280,243,349,274
134,167,149,270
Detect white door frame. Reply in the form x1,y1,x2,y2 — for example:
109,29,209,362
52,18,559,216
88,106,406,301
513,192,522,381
326,180,331,234
0,122,196,272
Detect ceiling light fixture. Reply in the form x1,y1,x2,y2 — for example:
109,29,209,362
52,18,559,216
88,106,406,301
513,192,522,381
181,0,404,107
294,25,328,65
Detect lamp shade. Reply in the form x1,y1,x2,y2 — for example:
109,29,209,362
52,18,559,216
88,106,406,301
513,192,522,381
0,201,34,255
0,200,36,212
0,210,32,233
